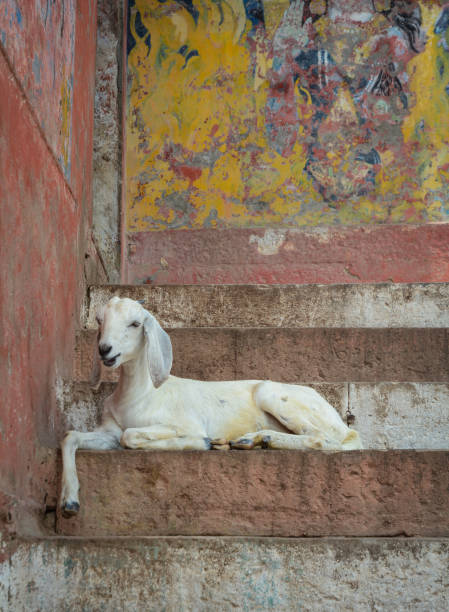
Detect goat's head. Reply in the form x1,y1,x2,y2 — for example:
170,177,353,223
94,297,173,388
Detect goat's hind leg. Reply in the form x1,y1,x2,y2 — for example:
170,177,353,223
252,381,362,449
230,430,331,450
60,426,121,518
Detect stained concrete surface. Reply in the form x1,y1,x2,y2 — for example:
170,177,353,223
92,0,122,282
350,383,449,450
1,537,448,611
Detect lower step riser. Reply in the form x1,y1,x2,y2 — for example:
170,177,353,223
56,450,449,537
76,328,449,383
3,538,449,611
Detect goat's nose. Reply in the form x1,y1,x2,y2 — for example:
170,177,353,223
99,343,112,357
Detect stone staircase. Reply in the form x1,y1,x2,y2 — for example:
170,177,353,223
7,283,449,610
67,283,449,450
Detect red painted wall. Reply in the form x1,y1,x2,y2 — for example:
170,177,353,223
128,225,449,285
0,1,100,549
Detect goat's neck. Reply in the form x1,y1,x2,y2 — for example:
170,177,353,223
114,350,154,404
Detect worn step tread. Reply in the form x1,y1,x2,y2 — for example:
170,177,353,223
87,282,449,329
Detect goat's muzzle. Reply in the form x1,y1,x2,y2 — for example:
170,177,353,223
99,343,112,357
102,353,121,367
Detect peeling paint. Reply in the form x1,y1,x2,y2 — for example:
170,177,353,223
0,0,75,178
126,1,449,235
31,53,41,84
249,229,286,255
59,75,72,174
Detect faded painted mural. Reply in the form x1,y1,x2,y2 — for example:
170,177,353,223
0,1,75,178
126,0,449,232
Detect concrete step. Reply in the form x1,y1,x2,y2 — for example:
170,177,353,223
79,283,449,384
56,450,449,537
67,283,449,453
63,283,449,458
59,381,449,451
86,283,449,329
3,536,449,610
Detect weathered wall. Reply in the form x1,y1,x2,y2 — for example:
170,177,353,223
92,0,123,282
124,0,449,283
0,0,101,550
0,2,76,178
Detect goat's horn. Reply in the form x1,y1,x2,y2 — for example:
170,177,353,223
136,299,145,304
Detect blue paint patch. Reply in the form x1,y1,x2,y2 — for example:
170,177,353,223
15,6,22,26
266,98,281,113
1,30,5,45
145,33,151,56
156,43,168,68
174,0,199,25
182,49,199,69
64,557,76,578
152,546,160,560
134,8,148,38
355,149,381,165
127,0,136,55
272,56,283,72
435,7,449,35
32,54,41,84
243,0,264,28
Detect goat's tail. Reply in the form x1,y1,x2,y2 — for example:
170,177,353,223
341,429,363,450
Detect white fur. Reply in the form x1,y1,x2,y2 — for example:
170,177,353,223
60,297,362,516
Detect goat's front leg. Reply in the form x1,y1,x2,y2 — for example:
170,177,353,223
60,422,121,518
121,426,210,450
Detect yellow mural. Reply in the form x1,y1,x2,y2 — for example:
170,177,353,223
126,0,449,231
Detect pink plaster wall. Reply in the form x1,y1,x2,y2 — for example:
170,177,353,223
0,0,99,552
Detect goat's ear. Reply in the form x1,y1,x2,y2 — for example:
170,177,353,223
89,329,102,391
143,311,173,388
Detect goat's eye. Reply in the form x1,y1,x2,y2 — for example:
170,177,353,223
129,321,141,328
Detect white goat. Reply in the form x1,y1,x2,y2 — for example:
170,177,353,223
60,296,362,517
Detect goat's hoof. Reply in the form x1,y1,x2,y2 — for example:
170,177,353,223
229,438,255,450
210,438,230,450
211,438,227,446
261,435,271,449
61,501,80,518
